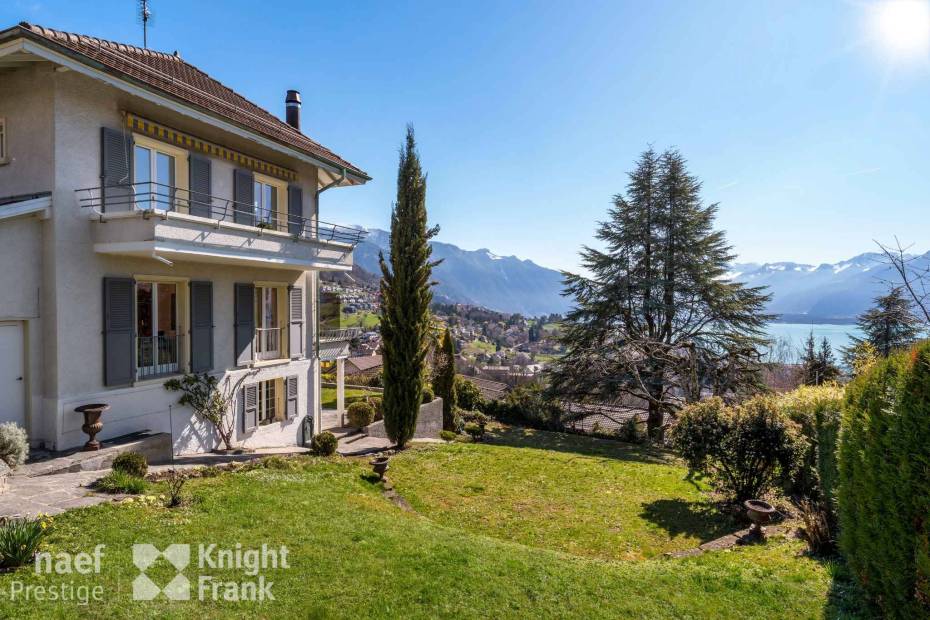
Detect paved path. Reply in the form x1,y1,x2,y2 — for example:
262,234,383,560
0,471,120,518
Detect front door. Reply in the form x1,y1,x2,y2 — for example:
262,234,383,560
0,323,25,426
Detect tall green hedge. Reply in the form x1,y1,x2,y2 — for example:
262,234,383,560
838,341,930,618
777,385,844,505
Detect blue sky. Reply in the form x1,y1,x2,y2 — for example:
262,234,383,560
5,0,930,271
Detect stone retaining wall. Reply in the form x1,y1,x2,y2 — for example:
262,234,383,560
365,398,443,440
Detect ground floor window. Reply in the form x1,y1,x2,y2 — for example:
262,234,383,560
258,378,283,425
136,281,180,380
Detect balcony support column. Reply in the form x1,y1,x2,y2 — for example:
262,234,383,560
336,357,346,419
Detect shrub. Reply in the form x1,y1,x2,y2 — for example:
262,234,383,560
797,498,835,556
112,451,148,478
164,469,187,507
670,396,806,503
439,430,457,442
0,516,51,568
455,376,484,412
310,431,338,456
485,383,562,431
777,385,844,503
421,384,435,404
165,373,236,451
96,471,147,494
616,417,645,444
0,422,28,469
838,341,930,618
367,396,383,421
464,422,484,441
346,401,375,429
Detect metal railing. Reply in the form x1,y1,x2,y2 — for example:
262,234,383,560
76,181,367,246
255,326,286,361
319,327,363,342
136,334,181,380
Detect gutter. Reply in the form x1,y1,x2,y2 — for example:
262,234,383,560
316,168,348,199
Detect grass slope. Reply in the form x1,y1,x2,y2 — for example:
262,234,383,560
390,427,737,560
0,433,862,618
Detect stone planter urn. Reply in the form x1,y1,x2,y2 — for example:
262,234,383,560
744,499,776,540
74,403,109,451
370,456,390,481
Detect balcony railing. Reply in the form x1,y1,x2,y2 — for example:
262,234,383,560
255,326,286,361
319,327,363,342
136,334,181,380
76,182,366,246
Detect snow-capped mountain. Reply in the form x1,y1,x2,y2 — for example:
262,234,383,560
729,251,928,322
352,229,572,317
351,226,927,321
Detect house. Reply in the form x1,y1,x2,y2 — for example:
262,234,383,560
0,23,369,454
345,354,382,377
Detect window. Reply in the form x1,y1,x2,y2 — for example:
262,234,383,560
134,144,176,210
253,179,277,227
254,285,285,361
257,379,282,425
0,118,7,164
136,281,180,380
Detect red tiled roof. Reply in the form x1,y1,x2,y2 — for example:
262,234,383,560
6,22,368,180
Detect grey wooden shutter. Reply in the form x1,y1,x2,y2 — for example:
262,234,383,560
189,154,212,218
103,277,135,386
189,281,213,372
287,185,303,236
100,127,132,212
233,168,254,225
288,286,304,359
241,383,258,432
285,376,298,420
234,283,255,366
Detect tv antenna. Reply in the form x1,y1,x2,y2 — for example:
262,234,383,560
138,0,153,48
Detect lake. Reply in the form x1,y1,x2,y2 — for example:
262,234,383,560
765,322,863,360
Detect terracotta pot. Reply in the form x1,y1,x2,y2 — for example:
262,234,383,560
74,403,109,451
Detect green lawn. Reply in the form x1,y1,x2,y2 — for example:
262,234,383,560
0,429,866,618
462,339,496,356
390,427,737,561
321,386,378,410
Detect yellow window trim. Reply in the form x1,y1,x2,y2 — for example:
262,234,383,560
253,172,288,227
133,133,191,214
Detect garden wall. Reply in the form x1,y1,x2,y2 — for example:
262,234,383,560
365,398,443,440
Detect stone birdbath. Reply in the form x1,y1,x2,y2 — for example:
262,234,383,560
74,403,109,451
744,499,776,540
370,456,390,481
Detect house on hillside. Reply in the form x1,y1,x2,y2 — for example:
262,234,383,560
0,23,369,453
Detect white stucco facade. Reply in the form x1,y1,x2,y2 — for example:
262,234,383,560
0,45,362,453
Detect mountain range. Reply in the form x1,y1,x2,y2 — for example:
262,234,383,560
352,228,926,322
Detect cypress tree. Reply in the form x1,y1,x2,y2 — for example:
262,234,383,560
434,327,458,430
379,126,439,449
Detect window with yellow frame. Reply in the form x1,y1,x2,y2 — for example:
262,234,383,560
252,172,287,229
132,133,190,213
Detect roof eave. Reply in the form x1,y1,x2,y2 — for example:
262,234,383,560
0,25,371,185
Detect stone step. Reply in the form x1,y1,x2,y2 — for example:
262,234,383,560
16,431,171,477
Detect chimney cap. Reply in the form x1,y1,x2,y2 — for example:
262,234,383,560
286,90,301,106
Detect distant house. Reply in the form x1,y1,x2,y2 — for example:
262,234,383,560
459,375,509,402
346,354,383,377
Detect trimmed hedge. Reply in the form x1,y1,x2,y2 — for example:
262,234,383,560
777,385,844,504
838,341,930,618
346,401,375,429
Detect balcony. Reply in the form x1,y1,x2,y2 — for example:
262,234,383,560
76,183,365,271
255,326,286,362
319,328,363,343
